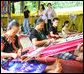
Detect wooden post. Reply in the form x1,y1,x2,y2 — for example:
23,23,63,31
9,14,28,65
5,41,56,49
12,2,15,13
38,1,40,10
8,2,11,23
8,1,10,14
9,1,11,14
4,1,7,12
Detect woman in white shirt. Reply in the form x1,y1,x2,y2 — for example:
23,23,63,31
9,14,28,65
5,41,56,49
39,4,47,35
46,3,56,31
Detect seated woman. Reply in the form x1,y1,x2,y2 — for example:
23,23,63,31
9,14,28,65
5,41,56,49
1,20,62,73
62,21,78,37
48,18,60,39
1,20,22,59
29,18,54,48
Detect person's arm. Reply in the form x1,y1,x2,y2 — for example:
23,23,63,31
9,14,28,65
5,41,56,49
51,9,56,17
64,29,77,35
39,11,43,17
28,10,30,17
50,31,59,38
32,38,52,46
17,38,23,56
45,10,48,18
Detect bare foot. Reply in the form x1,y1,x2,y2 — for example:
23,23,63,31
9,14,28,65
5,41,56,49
45,58,62,73
76,53,83,62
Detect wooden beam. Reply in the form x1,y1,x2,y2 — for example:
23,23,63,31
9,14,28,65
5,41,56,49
10,1,20,3
38,1,40,10
4,1,7,12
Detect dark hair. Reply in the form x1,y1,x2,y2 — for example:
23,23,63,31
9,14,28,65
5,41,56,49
24,6,27,9
41,4,45,10
62,20,69,28
35,18,44,25
47,3,52,7
8,20,19,29
53,18,60,21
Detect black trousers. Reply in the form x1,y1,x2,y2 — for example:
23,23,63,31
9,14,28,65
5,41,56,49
43,19,52,35
44,23,47,35
47,19,52,30
42,19,52,35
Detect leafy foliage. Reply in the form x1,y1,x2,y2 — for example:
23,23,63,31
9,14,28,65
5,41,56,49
12,1,83,13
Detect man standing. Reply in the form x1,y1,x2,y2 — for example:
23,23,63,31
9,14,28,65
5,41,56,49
23,6,30,35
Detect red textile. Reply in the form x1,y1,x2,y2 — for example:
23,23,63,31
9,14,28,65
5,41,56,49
22,38,83,59
33,38,83,57
36,57,83,73
1,1,5,12
36,57,56,65
60,59,83,73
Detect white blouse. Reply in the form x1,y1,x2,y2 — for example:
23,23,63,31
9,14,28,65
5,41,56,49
47,8,52,19
39,10,47,20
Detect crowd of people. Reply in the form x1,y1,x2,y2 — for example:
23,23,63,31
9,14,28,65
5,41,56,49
1,3,83,73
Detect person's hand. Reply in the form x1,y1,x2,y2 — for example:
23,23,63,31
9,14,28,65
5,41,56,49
77,31,80,33
28,20,29,23
51,14,53,17
50,38,55,42
45,39,51,44
46,39,55,44
17,49,22,57
40,15,43,16
11,52,21,59
46,13,48,17
11,53,18,59
56,35,60,38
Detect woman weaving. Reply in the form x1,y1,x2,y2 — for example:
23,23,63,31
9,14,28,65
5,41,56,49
1,20,22,59
29,18,55,48
1,20,62,73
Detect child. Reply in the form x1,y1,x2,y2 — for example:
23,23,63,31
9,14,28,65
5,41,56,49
62,21,78,37
48,18,60,39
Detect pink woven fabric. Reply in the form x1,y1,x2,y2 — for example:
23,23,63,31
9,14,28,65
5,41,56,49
27,38,83,57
